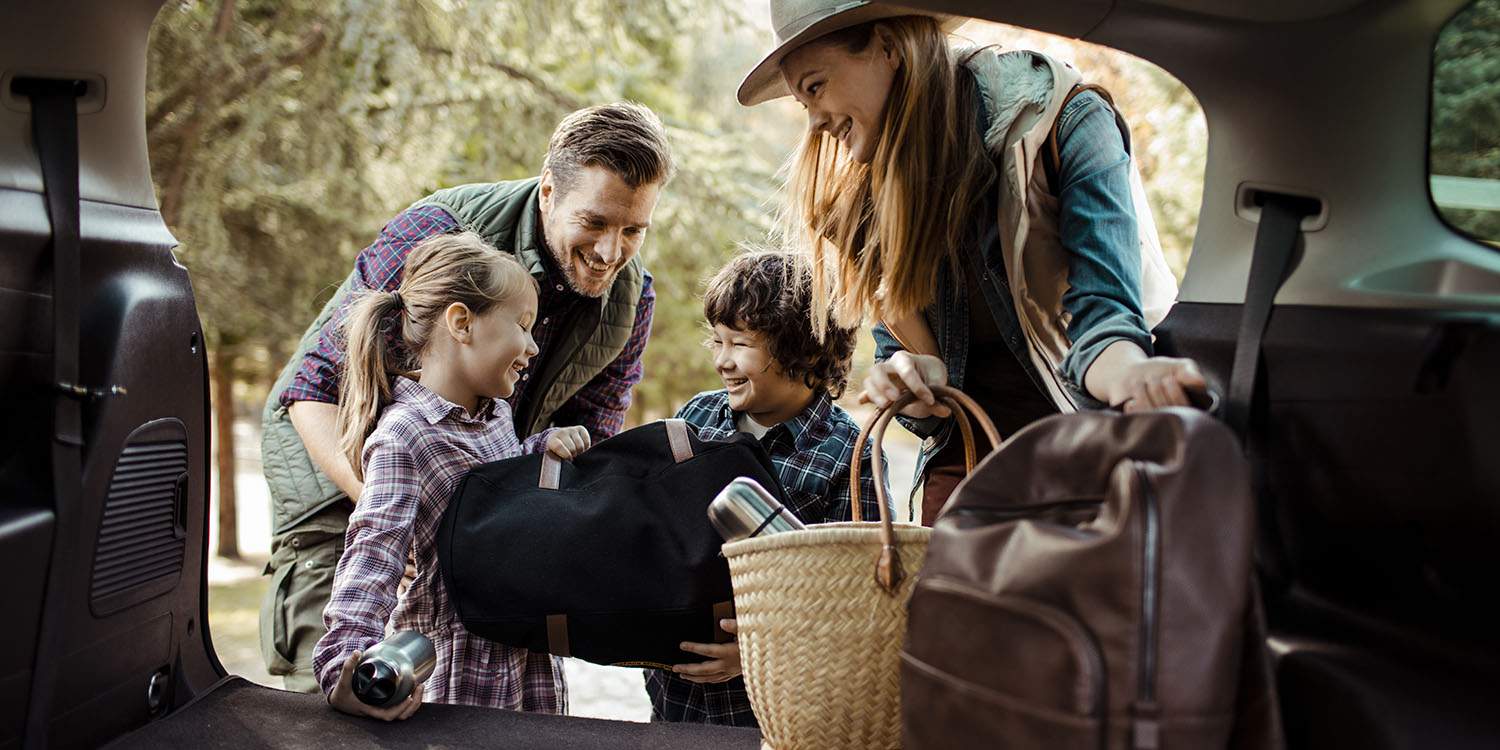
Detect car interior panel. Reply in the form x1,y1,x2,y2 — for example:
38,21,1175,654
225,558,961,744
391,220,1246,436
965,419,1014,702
916,0,1500,746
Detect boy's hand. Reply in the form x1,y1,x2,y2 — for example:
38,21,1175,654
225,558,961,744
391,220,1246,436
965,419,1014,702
546,426,592,460
672,618,742,684
858,351,952,419
328,651,424,721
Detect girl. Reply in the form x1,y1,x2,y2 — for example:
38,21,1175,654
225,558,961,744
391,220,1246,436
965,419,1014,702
739,1,1206,520
311,231,592,720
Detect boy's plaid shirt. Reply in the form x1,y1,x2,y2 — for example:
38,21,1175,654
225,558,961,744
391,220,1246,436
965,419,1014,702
644,388,891,727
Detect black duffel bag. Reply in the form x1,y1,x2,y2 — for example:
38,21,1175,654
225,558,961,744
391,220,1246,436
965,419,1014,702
436,418,788,669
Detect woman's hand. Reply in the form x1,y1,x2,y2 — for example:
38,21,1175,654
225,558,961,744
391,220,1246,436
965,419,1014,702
1087,341,1208,412
327,650,424,721
672,618,742,684
859,351,952,419
1111,356,1207,412
545,426,592,459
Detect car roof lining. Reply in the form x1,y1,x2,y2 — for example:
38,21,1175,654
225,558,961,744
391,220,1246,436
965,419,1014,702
0,0,163,212
1123,0,1371,24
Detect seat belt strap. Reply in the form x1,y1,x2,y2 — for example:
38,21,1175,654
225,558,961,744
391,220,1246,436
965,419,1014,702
1227,195,1316,435
17,76,85,750
1226,193,1319,589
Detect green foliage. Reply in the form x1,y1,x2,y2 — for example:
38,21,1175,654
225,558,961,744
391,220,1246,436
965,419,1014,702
1432,0,1500,243
147,0,782,419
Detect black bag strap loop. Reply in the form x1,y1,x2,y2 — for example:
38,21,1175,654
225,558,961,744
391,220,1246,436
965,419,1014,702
537,418,692,489
16,76,85,750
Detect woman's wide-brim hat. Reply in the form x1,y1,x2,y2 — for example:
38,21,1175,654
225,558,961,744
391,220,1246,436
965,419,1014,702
738,1,965,106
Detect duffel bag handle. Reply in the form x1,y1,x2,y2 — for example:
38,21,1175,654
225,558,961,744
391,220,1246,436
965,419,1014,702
538,418,694,489
851,385,1002,593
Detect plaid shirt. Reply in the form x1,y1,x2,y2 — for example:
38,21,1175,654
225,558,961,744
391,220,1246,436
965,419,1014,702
644,388,891,727
280,203,654,441
312,377,566,711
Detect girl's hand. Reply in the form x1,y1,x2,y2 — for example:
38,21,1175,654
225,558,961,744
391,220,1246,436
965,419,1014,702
546,426,592,459
328,651,424,721
858,351,952,419
672,618,742,684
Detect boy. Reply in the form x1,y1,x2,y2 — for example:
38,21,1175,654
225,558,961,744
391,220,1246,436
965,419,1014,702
644,248,890,728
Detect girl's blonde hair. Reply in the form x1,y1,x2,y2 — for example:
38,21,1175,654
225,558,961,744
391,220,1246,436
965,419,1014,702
780,16,994,337
336,231,536,479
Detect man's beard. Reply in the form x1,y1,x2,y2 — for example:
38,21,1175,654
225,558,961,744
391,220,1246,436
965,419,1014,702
559,251,615,298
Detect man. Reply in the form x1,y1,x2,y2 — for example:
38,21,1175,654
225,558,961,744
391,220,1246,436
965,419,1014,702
257,102,675,692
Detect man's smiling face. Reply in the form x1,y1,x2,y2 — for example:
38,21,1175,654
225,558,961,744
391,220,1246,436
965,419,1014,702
538,164,661,298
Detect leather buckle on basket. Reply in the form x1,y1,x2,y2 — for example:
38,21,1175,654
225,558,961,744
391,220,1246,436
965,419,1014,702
854,385,1003,594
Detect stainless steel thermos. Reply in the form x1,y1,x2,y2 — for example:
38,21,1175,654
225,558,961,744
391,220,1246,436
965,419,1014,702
353,631,436,707
707,477,806,542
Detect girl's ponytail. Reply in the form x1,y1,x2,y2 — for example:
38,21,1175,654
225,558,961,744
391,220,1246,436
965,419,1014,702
337,289,405,480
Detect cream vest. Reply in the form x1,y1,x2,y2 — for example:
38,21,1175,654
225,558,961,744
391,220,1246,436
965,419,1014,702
887,49,1177,412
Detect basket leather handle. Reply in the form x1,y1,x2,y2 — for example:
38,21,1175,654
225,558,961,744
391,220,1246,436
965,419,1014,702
539,418,692,489
851,386,1002,593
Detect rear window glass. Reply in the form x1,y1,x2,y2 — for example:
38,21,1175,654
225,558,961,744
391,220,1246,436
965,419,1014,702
1431,0,1500,246
955,21,1205,280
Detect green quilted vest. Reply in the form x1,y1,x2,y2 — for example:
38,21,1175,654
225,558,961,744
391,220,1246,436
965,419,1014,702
261,178,645,533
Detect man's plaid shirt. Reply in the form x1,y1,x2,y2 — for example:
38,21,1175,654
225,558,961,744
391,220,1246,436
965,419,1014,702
280,203,654,442
644,388,891,727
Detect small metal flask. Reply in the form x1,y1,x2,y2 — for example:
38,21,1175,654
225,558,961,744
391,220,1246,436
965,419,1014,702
353,631,437,707
707,477,806,542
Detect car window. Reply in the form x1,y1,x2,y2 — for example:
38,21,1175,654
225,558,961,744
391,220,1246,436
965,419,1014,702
1431,0,1500,247
957,20,1206,281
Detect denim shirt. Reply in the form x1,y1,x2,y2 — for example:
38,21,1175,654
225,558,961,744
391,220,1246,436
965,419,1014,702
874,85,1151,488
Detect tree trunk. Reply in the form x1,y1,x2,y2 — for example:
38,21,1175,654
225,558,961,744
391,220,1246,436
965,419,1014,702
213,346,240,559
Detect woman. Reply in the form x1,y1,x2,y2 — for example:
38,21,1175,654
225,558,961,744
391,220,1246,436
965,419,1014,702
740,1,1206,522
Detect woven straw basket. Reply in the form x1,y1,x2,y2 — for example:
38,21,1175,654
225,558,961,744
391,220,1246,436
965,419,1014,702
723,386,1000,750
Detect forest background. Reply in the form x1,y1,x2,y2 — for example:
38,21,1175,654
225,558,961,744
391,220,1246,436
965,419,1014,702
145,0,1497,558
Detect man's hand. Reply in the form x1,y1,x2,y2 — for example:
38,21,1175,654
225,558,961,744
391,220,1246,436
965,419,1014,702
672,618,742,684
857,351,952,419
327,651,423,721
545,426,592,459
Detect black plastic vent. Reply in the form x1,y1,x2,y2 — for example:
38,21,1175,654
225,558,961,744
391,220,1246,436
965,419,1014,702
90,420,189,616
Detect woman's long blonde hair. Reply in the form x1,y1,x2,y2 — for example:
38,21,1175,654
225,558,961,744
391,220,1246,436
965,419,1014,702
336,231,536,479
780,16,995,337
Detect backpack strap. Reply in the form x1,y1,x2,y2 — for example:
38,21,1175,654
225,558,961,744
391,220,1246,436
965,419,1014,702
1042,83,1132,195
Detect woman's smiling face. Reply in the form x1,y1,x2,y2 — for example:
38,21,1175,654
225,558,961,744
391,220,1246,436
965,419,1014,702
780,27,900,164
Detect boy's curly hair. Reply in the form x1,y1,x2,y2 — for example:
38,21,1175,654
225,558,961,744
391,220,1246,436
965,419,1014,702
703,248,858,398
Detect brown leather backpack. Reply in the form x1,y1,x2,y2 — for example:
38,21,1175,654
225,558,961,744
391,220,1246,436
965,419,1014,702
899,389,1281,749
